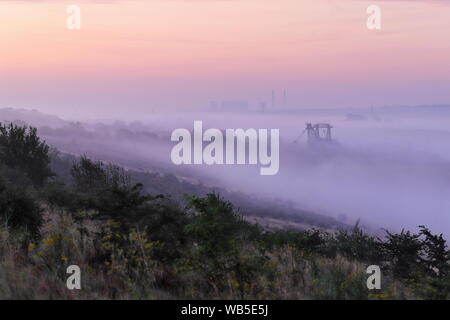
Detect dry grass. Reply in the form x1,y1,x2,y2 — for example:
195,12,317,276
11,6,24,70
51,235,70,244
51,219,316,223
0,210,420,300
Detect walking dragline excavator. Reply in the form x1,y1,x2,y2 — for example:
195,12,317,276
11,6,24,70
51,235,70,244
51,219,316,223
293,123,338,147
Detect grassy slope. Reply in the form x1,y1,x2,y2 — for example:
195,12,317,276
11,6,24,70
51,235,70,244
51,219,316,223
51,152,350,232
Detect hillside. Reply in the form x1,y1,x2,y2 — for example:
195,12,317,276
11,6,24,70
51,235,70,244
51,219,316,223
0,107,350,232
0,108,67,128
0,122,450,299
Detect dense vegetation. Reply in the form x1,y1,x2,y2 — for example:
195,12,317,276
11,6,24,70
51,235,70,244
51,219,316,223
0,122,450,299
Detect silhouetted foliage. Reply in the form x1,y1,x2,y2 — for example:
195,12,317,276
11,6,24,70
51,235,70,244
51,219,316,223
0,123,53,186
184,194,267,297
383,229,424,279
334,222,384,263
418,225,450,278
0,175,42,238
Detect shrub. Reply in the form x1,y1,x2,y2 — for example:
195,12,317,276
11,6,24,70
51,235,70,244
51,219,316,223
334,224,384,264
418,225,449,278
0,176,43,238
384,229,424,280
0,123,53,186
183,194,266,298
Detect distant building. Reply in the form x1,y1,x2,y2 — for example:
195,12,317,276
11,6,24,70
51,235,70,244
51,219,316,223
210,100,249,112
345,113,367,121
259,102,267,113
209,101,218,111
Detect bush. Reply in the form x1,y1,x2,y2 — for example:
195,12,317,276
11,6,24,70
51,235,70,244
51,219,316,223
0,176,43,238
418,225,450,278
0,123,53,186
183,194,266,298
334,224,384,264
384,229,424,280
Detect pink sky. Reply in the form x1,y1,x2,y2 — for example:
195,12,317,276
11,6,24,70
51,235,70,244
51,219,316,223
1,0,450,118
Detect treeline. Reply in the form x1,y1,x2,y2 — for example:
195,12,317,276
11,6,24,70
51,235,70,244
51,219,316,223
0,123,450,299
